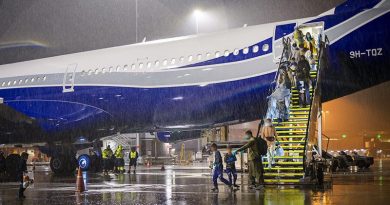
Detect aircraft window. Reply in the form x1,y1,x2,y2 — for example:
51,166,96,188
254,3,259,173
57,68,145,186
215,51,220,58
25,79,29,83
197,54,202,61
188,55,193,62
123,65,128,71
116,66,121,72
206,52,211,59
139,63,144,69
13,80,16,85
19,79,23,84
179,56,184,62
171,58,176,65
1,82,5,86
88,70,93,75
262,44,269,52
147,62,152,68
252,45,259,53
155,60,160,67
243,47,249,54
7,81,11,86
233,49,239,55
224,50,230,57
43,76,47,81
102,68,107,74
37,77,40,82
163,59,168,66
80,71,86,76
31,78,35,83
95,69,100,74
131,64,136,70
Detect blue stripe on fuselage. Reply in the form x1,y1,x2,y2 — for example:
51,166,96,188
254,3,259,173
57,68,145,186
0,72,275,134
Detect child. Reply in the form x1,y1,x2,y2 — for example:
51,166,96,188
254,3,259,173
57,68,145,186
210,143,232,192
224,146,239,189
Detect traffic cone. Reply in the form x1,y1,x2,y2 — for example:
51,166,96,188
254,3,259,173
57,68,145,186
75,167,85,193
160,164,165,171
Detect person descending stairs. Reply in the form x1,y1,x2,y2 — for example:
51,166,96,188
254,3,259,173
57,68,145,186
262,33,324,184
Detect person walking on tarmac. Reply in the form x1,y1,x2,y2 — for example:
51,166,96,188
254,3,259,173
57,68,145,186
128,147,139,174
114,145,125,173
17,152,28,199
233,130,265,190
224,146,239,189
102,145,113,175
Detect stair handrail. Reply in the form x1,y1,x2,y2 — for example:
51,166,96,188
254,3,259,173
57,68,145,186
303,35,330,174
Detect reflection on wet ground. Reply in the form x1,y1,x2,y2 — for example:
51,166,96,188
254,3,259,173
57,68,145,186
0,160,389,205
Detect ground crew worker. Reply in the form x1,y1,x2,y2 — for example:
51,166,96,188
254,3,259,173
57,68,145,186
114,145,125,173
233,130,265,190
128,147,138,174
102,145,113,175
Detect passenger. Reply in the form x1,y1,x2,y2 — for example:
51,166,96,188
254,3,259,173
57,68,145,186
224,146,239,189
128,147,139,174
304,32,317,59
266,95,277,120
261,119,278,169
296,55,311,107
17,152,28,199
269,83,290,123
210,143,232,192
0,151,6,174
293,27,304,46
290,43,300,62
114,145,125,174
277,66,291,89
102,145,113,175
233,130,264,190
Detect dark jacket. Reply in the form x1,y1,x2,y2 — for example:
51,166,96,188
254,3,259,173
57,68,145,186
296,58,311,82
224,153,236,170
17,159,27,182
213,151,223,170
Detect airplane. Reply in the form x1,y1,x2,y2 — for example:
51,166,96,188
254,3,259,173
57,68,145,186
0,0,389,173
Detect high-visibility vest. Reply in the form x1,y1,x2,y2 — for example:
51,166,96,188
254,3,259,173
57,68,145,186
130,151,137,159
102,148,113,159
115,148,123,158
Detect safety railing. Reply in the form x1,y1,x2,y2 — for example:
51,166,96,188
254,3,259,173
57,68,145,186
303,36,330,174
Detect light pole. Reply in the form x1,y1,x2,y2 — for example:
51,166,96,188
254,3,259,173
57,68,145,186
193,9,203,34
135,0,138,42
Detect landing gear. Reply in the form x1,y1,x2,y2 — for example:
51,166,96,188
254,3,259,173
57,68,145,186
49,155,77,175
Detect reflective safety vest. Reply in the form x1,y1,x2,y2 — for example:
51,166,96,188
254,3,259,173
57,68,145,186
130,151,137,159
102,148,113,159
115,148,123,158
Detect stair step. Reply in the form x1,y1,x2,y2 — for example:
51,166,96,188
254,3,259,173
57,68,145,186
275,126,307,129
264,173,304,177
264,179,301,183
265,167,304,170
263,162,303,165
277,135,306,138
277,141,304,144
273,120,307,125
280,145,304,149
289,112,310,115
274,156,303,159
290,108,310,111
276,130,307,134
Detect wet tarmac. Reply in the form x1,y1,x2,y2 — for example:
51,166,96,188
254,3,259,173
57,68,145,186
0,160,389,205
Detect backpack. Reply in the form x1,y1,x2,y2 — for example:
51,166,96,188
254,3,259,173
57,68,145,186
255,137,268,156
